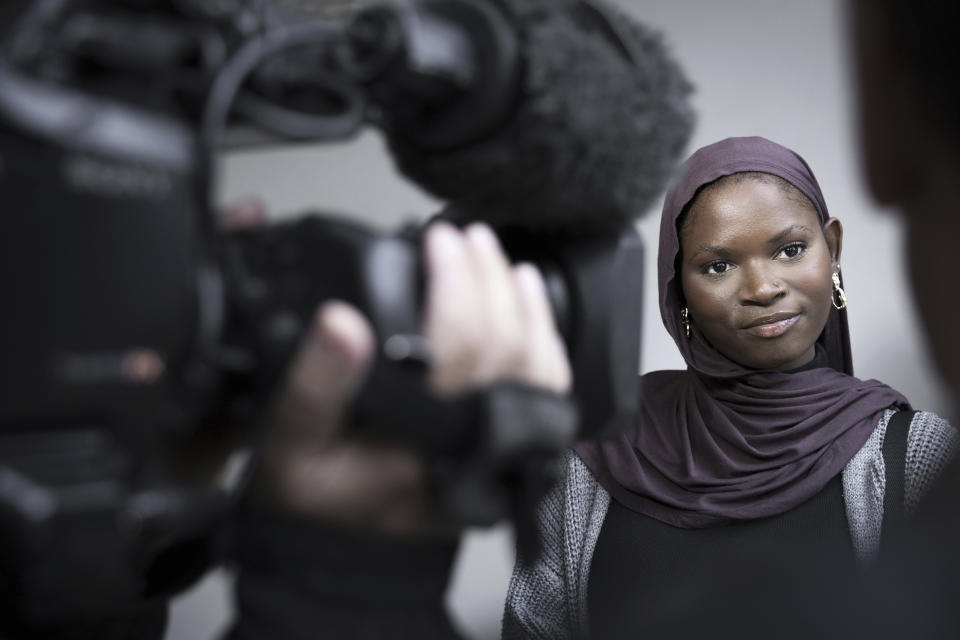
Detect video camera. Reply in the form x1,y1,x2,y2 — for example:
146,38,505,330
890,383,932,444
0,0,685,623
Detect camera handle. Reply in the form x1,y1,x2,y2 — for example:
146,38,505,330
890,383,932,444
428,383,578,560
355,347,577,559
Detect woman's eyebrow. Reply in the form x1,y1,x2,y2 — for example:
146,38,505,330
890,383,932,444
767,225,812,246
690,244,732,260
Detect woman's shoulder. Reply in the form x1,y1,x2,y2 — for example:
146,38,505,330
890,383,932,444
900,410,959,511
863,408,959,511
563,449,607,501
901,409,956,440
903,408,956,442
867,407,955,445
872,409,957,464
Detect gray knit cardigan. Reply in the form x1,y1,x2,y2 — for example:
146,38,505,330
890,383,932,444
501,409,958,640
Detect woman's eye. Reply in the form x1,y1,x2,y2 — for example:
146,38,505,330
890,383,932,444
704,261,730,275
778,242,806,259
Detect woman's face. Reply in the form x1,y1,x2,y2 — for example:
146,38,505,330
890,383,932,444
679,177,842,371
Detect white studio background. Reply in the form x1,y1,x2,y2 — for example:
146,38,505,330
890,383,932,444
165,1,952,639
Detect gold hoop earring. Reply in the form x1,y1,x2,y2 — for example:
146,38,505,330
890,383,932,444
832,272,847,310
681,307,691,338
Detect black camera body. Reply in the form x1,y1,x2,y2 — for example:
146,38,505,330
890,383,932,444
0,43,226,619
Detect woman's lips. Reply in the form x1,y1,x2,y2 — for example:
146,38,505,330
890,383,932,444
743,314,800,338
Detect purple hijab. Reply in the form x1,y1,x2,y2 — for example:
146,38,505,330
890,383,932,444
574,136,909,528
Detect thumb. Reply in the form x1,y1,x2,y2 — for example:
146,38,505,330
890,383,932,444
267,301,375,447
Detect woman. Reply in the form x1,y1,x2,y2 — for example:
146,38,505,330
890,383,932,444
501,137,958,639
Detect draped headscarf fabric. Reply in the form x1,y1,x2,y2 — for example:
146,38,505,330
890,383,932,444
574,136,909,528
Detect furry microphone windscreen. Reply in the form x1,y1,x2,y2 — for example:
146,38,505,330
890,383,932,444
386,0,695,236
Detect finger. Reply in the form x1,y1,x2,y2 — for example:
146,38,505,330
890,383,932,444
220,197,267,231
267,301,375,445
461,224,525,385
423,222,484,396
513,263,572,394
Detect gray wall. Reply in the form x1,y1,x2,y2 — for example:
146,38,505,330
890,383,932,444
166,2,953,638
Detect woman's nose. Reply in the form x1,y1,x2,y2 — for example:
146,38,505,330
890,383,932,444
739,263,786,306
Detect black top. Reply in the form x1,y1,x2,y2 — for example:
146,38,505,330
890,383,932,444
587,473,855,639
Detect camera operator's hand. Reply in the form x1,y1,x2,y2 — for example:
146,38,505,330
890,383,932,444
252,221,571,536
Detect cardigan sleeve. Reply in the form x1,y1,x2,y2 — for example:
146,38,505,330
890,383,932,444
904,410,959,514
842,409,958,564
501,451,610,640
501,457,573,640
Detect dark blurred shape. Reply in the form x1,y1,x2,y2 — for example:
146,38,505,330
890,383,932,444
0,0,693,623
